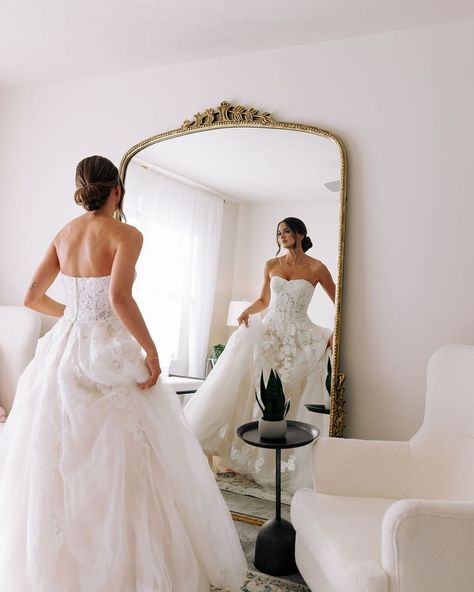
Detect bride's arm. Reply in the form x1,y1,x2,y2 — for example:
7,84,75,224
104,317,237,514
24,241,65,317
314,262,336,349
316,262,336,304
237,260,272,327
109,228,161,389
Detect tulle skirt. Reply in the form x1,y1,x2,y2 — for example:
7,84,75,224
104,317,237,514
184,317,331,490
0,316,246,592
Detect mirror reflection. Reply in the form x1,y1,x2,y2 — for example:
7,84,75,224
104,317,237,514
122,123,343,511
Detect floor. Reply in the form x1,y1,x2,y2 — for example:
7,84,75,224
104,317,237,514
222,489,291,520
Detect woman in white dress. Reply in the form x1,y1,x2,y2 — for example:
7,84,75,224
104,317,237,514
184,217,335,491
0,155,246,592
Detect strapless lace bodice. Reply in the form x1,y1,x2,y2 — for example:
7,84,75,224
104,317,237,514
62,274,116,323
257,276,328,383
265,276,314,325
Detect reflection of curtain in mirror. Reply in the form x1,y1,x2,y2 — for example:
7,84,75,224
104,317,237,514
125,161,223,378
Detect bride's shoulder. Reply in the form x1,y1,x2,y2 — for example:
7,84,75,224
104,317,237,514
265,256,284,269
306,256,327,271
117,221,141,234
264,257,283,275
112,222,143,247
61,215,84,229
54,215,86,239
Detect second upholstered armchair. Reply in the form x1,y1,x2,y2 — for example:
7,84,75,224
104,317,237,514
291,344,474,592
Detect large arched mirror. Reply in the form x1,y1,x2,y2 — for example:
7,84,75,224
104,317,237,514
120,102,347,520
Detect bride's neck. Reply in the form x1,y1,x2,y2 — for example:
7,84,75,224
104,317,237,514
285,247,304,265
87,197,117,219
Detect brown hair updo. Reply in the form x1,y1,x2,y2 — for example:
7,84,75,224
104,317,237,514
275,217,313,257
74,155,125,220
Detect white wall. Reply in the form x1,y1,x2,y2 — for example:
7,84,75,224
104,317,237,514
1,19,473,439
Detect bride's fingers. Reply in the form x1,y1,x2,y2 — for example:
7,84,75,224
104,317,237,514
137,359,161,389
137,371,160,389
137,376,158,390
238,315,249,327
147,370,160,387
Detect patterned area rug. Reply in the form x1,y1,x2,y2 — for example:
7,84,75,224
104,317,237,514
216,472,293,505
211,570,310,592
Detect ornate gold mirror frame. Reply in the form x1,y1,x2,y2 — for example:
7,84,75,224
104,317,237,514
120,101,347,437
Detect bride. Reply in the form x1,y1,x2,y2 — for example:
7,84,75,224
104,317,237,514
0,155,246,592
184,217,335,491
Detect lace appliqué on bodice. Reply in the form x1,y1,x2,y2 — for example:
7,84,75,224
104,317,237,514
63,274,115,322
255,276,321,384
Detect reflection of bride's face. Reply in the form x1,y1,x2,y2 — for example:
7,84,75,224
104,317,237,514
277,223,296,249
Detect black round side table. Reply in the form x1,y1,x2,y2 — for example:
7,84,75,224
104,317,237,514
236,420,319,576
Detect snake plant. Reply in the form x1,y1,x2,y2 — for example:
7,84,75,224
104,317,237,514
255,369,290,421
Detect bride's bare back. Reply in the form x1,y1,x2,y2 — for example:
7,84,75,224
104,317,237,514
56,214,136,278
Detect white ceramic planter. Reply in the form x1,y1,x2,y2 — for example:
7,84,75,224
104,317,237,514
258,418,287,439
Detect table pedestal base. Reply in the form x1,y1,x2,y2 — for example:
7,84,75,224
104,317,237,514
254,517,297,576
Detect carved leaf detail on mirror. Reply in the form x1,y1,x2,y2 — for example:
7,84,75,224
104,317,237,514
182,101,275,130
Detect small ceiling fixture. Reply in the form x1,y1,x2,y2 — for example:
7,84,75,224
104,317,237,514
324,180,340,192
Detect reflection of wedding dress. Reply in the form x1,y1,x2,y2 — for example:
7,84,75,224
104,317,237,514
184,276,331,490
0,275,245,592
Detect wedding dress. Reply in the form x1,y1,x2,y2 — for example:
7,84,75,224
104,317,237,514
0,274,246,592
184,276,331,491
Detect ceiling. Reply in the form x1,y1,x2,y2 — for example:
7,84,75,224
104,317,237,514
129,127,341,203
1,0,473,89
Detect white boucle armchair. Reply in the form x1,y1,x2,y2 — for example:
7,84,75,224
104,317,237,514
291,344,474,592
0,306,41,423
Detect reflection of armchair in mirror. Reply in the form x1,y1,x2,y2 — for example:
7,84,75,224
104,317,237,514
120,101,347,516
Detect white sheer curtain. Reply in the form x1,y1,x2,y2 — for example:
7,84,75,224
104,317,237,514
125,161,223,378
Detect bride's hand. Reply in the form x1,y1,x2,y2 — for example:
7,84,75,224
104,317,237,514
138,355,161,389
237,310,250,327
